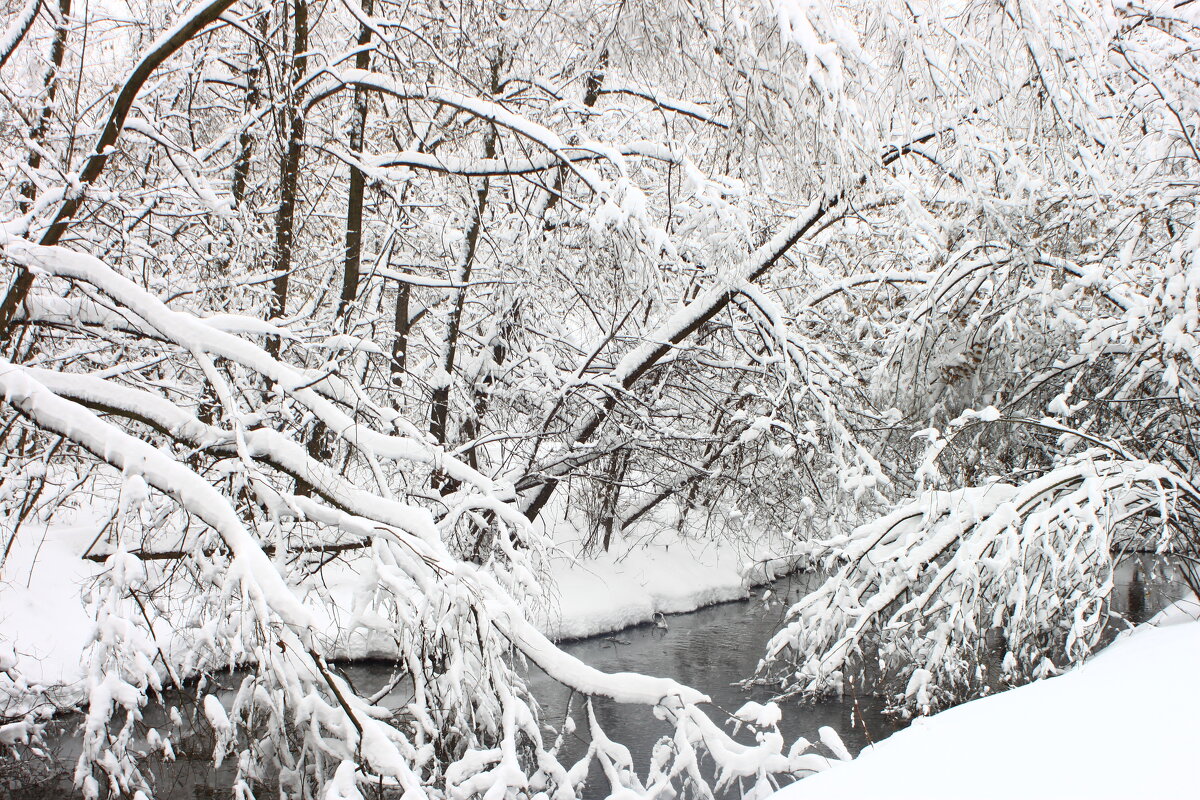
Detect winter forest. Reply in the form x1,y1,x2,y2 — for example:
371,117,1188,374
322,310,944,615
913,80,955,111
1,0,1199,797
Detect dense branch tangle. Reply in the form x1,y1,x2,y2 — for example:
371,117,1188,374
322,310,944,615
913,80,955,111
3,0,1200,797
0,237,834,798
0,3,876,796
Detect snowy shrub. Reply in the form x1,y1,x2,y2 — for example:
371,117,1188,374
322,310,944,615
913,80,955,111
760,458,1200,713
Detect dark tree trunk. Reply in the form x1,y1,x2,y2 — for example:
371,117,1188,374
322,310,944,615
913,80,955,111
391,283,411,395
336,0,374,322
267,0,309,357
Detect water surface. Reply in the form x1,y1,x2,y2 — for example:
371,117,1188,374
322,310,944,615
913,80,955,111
8,558,1193,799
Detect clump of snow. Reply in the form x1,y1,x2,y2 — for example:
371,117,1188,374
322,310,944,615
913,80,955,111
774,603,1200,800
735,701,783,729
816,726,851,763
0,719,39,745
324,760,365,800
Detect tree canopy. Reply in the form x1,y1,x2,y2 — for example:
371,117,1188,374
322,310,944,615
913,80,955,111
1,0,1198,797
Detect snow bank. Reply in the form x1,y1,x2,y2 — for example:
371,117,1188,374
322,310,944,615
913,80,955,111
0,511,100,693
533,530,792,641
0,510,798,702
774,601,1200,800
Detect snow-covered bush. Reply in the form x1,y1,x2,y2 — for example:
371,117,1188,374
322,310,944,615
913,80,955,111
761,457,1200,713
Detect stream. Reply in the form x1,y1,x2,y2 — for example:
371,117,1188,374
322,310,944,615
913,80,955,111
7,556,1193,799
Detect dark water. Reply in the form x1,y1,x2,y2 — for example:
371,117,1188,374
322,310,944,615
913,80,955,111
520,574,903,799
7,559,1194,799
1109,553,1196,625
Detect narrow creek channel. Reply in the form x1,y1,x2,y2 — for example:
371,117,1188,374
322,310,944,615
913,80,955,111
8,556,1193,799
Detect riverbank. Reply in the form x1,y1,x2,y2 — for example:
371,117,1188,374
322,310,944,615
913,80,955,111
0,507,798,706
774,600,1200,800
7,508,1199,799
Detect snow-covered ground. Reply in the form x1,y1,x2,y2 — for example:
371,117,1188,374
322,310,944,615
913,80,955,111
532,525,796,641
775,601,1200,800
0,506,797,700
0,512,100,693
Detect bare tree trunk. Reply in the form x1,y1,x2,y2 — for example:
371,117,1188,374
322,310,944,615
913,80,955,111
336,0,373,322
267,0,308,357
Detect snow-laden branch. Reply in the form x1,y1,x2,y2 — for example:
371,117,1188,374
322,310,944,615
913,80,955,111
760,457,1200,712
318,139,693,177
596,85,730,128
0,0,40,71
1,236,503,501
308,69,605,192
0,360,315,633
5,355,711,707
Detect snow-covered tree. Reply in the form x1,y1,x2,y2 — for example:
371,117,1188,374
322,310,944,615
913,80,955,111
1,0,1199,796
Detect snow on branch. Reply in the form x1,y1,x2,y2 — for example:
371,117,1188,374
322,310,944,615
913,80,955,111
0,238,836,799
760,458,1200,713
1,236,503,500
309,69,606,192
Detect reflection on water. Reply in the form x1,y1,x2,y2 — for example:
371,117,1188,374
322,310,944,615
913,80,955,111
1109,553,1195,626
8,558,1195,799
522,573,903,799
